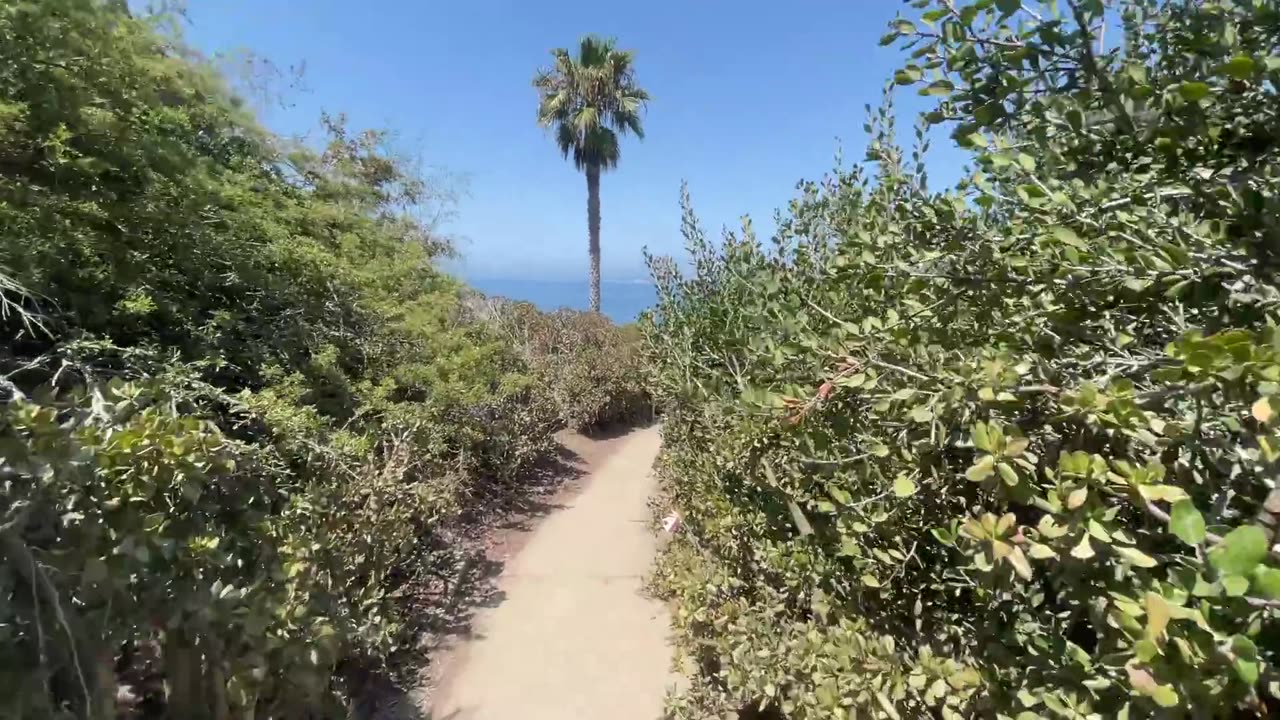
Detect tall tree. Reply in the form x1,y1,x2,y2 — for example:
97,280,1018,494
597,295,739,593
533,35,649,313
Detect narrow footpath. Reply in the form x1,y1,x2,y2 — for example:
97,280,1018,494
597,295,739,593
431,425,674,720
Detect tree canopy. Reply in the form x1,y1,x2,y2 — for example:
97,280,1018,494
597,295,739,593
533,35,649,173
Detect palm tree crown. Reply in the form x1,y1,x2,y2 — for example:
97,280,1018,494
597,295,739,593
533,35,649,171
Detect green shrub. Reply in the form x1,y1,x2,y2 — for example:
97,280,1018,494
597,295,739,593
646,1,1280,718
0,1,559,715
0,375,475,717
471,296,652,431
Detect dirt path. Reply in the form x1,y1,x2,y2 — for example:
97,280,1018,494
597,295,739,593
430,424,673,719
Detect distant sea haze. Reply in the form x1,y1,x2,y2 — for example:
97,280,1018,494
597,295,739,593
466,276,657,324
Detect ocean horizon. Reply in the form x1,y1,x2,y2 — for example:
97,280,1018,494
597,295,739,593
466,276,657,324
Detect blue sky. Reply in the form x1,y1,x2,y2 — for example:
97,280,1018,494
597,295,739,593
177,0,968,282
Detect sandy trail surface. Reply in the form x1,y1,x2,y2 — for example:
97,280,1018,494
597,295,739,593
430,425,673,720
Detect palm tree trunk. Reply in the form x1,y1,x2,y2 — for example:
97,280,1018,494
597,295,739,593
586,163,602,313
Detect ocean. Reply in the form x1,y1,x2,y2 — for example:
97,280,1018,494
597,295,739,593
466,277,657,325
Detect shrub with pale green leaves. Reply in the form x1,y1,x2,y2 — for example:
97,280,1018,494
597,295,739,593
646,1,1280,717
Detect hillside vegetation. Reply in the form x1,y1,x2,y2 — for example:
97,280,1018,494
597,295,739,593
646,1,1280,717
0,1,643,716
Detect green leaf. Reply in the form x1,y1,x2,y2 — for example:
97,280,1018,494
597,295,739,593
997,462,1018,486
1005,436,1030,457
1261,436,1280,463
1231,636,1260,684
1070,535,1095,560
995,0,1021,15
1028,543,1056,560
894,67,923,85
828,486,852,505
1217,55,1255,79
974,103,1003,126
921,79,955,96
1144,592,1171,639
1208,525,1268,577
861,573,881,588
1251,566,1280,600
972,422,993,452
1088,519,1112,543
1116,546,1159,568
966,455,996,482
893,475,917,498
1050,226,1084,247
1168,501,1206,545
1222,574,1250,597
1019,183,1046,198
1138,484,1188,503
1134,638,1159,662
1006,545,1033,580
1151,685,1179,708
1191,575,1217,597
1176,82,1211,101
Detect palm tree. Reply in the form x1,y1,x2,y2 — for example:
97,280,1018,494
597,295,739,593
533,36,649,313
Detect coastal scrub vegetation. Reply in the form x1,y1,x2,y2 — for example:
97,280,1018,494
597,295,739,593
468,297,652,431
646,0,1280,717
0,1,644,716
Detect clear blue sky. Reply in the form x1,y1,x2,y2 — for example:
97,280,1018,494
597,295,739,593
177,0,967,282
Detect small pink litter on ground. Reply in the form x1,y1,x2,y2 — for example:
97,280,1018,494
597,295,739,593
662,512,682,534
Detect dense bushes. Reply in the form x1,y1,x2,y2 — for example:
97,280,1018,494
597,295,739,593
646,1,1280,718
0,1,636,716
469,295,652,430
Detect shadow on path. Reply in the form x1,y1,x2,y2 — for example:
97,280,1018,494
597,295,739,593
428,425,669,720
348,431,628,719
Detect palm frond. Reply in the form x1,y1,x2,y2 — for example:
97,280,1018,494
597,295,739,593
533,34,648,172
605,48,635,80
555,123,577,164
573,106,601,134
578,35,614,68
579,127,620,171
536,90,570,125
609,108,645,140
